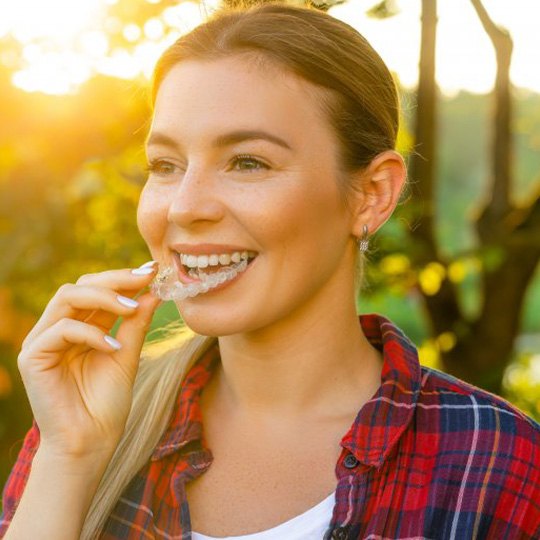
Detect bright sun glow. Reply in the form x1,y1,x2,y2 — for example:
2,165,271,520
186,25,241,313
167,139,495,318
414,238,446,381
1,0,106,94
0,0,215,94
1,0,539,95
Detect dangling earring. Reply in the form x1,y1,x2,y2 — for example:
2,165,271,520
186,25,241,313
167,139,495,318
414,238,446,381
358,224,369,253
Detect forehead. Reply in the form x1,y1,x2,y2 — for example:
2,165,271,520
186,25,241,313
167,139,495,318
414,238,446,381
150,56,334,147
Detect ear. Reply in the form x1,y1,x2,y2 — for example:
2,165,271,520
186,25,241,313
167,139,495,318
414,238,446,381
350,150,407,238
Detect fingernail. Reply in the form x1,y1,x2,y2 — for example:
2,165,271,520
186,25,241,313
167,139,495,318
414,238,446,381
140,260,158,268
131,267,156,275
117,295,139,308
104,335,122,350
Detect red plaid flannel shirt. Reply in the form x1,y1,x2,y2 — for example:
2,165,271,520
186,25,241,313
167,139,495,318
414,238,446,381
2,314,540,539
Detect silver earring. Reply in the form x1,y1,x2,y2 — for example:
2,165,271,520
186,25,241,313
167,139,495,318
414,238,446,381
358,224,369,252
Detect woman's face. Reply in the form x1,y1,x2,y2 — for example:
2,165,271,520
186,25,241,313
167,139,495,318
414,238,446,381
138,56,359,337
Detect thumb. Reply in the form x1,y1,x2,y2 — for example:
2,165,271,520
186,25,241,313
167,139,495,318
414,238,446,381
113,291,162,382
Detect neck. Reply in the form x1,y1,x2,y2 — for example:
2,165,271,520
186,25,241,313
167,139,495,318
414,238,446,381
213,298,382,423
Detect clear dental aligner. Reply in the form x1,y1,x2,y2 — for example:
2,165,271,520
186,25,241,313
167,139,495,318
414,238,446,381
150,258,249,301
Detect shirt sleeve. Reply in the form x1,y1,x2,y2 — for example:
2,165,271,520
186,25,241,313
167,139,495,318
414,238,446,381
0,420,40,538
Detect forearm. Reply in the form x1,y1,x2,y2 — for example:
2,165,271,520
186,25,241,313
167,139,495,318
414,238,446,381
3,448,112,540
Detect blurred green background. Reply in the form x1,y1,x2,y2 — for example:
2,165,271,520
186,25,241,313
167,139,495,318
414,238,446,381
1,0,539,488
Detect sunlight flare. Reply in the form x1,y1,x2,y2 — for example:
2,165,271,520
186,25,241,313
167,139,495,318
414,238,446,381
2,0,104,43
2,0,207,95
1,0,539,95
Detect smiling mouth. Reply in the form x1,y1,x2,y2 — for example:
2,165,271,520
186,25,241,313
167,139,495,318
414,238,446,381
151,251,257,301
175,249,258,282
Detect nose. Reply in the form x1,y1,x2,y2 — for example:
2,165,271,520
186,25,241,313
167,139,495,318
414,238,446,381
167,165,225,228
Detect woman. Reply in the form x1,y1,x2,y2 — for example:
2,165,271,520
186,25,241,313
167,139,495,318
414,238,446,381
1,3,539,539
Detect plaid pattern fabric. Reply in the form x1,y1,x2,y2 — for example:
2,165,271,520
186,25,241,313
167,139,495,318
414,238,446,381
1,314,540,539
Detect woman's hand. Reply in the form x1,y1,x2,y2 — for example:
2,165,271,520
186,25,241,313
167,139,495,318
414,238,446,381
16,262,162,461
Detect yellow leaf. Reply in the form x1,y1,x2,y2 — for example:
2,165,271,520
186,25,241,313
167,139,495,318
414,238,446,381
448,261,466,283
418,339,440,369
380,254,410,275
437,331,457,352
419,262,446,296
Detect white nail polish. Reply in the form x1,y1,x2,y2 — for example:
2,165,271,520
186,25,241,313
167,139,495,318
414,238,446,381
139,260,158,268
117,295,139,308
131,267,155,275
104,335,122,350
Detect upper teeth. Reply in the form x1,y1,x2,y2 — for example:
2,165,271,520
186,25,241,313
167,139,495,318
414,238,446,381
180,250,253,269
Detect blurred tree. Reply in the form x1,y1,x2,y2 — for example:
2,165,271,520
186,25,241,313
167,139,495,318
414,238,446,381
403,0,540,394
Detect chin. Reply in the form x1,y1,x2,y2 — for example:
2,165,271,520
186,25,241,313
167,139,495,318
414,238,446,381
175,303,255,338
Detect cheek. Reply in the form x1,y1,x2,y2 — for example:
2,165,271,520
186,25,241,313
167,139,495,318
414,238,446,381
136,187,169,247
269,184,344,241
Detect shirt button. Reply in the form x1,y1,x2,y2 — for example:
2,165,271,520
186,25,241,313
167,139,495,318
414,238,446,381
343,453,359,469
331,526,350,539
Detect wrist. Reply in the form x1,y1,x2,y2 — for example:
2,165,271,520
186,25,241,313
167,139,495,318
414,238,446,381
34,444,115,476
4,445,113,540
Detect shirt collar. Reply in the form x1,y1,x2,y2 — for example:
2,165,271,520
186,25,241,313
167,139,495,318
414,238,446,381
340,314,421,468
151,343,220,461
151,314,421,466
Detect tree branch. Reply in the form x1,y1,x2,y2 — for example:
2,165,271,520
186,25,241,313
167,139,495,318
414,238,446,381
470,0,514,233
470,0,511,43
512,189,540,247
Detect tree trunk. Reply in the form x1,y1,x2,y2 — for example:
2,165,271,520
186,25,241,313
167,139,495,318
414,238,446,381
472,0,513,238
409,0,437,259
445,237,540,391
408,0,465,346
409,0,540,394
444,0,540,394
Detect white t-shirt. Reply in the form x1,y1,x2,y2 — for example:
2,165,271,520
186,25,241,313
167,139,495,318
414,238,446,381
191,491,335,540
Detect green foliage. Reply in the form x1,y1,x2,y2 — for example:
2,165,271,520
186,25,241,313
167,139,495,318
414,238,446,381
363,88,540,413
504,351,540,422
0,75,151,314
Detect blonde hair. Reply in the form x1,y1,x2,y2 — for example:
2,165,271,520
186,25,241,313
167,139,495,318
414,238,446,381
81,3,399,537
80,326,214,538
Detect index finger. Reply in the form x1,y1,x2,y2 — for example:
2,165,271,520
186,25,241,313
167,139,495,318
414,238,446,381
73,262,160,330
23,263,159,348
75,261,159,289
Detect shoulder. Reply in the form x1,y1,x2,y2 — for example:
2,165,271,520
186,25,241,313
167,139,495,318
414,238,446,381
417,366,540,458
408,368,540,534
420,366,539,426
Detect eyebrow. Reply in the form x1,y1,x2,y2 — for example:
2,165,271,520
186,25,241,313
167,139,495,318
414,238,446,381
146,129,293,151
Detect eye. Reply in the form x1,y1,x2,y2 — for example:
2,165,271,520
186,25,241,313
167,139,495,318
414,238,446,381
146,160,179,176
230,154,269,173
